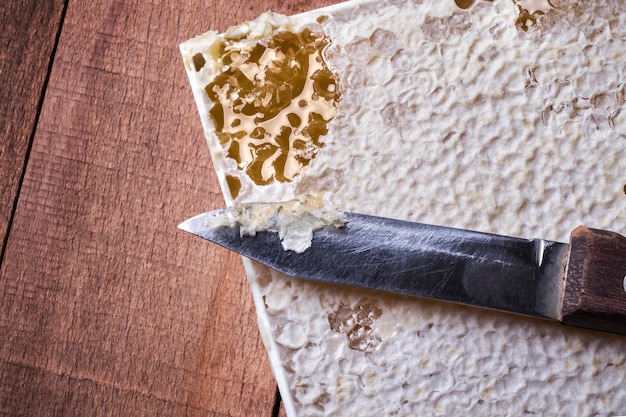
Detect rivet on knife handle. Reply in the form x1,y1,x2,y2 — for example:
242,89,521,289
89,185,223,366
561,226,626,335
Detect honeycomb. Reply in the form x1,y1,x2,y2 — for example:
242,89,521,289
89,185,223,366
202,28,340,196
181,0,626,415
328,300,383,352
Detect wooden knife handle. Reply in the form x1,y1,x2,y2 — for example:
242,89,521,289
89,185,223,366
561,226,626,335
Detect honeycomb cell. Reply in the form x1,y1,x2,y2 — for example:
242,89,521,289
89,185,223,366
328,300,383,352
455,0,476,9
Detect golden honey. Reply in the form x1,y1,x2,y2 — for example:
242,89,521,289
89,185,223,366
205,29,340,193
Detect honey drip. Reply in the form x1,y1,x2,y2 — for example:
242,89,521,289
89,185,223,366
206,29,340,186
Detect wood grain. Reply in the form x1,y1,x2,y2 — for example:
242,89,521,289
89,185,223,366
0,0,66,258
0,0,339,416
561,226,626,335
279,402,289,417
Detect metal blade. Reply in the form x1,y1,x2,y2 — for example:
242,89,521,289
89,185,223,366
179,211,568,320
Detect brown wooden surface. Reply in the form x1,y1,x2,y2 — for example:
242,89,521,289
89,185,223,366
0,0,66,258
0,0,338,416
562,226,626,335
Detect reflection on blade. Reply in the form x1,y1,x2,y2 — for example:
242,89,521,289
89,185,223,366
179,211,568,321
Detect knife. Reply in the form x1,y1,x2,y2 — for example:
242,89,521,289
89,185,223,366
179,210,626,336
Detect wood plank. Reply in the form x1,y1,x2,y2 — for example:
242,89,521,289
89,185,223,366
279,402,289,417
0,0,338,416
0,0,65,257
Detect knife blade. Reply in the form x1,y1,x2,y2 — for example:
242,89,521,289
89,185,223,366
179,210,626,336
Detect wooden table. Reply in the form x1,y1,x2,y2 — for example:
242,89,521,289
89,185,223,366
0,1,338,415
